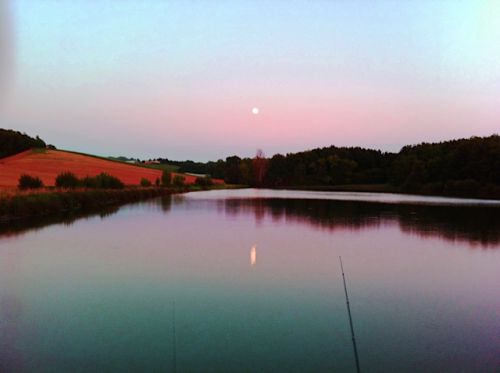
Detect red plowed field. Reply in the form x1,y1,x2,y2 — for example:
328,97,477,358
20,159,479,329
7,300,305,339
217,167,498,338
0,149,221,188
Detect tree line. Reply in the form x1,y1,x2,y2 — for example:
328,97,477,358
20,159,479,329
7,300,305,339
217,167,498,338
0,128,47,158
161,135,500,199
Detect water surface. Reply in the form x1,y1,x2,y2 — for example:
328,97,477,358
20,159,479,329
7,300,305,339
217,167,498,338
1,189,499,372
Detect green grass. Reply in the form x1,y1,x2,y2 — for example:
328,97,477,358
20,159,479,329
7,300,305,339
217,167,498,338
138,163,179,172
31,147,48,154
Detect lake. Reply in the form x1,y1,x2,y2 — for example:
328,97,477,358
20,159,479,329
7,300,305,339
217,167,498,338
1,189,499,372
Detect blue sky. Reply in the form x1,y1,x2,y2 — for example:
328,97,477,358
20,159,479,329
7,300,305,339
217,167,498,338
1,0,499,160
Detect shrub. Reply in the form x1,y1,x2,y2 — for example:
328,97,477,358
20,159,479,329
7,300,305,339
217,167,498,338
140,178,152,187
18,174,44,190
161,170,171,186
81,176,98,188
173,175,185,187
94,173,125,189
55,172,79,189
195,176,213,187
81,173,124,189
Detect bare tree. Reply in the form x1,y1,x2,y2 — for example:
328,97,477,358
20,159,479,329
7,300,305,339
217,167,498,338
252,149,268,186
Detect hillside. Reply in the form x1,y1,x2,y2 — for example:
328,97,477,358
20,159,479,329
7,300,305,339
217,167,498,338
0,149,218,188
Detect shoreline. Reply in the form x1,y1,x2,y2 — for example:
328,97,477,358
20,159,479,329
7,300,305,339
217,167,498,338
273,184,500,201
0,186,222,223
2,183,498,225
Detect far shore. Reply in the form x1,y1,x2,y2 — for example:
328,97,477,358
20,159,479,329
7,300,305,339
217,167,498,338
278,183,397,193
273,184,500,201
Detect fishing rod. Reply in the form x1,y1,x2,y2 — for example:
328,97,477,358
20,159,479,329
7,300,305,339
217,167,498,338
339,256,361,373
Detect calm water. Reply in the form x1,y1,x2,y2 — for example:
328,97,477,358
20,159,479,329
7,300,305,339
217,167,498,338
0,189,499,372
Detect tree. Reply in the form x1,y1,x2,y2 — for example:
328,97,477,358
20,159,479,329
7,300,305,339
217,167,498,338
252,149,268,186
225,156,242,184
0,128,47,158
266,154,288,186
161,170,171,186
18,174,44,190
173,175,185,187
195,176,213,187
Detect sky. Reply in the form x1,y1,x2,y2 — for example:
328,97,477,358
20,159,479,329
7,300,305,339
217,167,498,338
0,0,499,161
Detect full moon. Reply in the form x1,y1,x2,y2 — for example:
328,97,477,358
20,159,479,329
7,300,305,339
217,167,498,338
252,107,259,115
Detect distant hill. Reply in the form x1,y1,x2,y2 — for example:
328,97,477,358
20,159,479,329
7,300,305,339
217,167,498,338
0,128,46,158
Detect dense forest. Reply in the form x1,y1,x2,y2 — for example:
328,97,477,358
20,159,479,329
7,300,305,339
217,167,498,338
0,128,46,158
161,135,500,199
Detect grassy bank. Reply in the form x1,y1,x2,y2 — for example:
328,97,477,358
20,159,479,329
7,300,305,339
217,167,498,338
0,187,183,222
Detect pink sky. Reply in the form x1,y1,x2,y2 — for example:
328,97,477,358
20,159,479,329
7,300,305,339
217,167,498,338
1,1,499,160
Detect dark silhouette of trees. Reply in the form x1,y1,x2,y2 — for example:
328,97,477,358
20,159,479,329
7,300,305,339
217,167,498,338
148,135,499,198
195,176,213,188
253,149,268,186
173,175,185,187
0,129,46,158
162,135,499,198
161,170,171,186
389,135,500,197
224,156,243,184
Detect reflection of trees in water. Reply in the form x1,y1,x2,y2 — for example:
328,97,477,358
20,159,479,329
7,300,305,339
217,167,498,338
2,196,498,247
223,198,500,247
0,195,186,239
395,205,500,248
0,206,119,239
224,199,390,232
154,194,185,213
0,195,184,239
160,195,172,212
